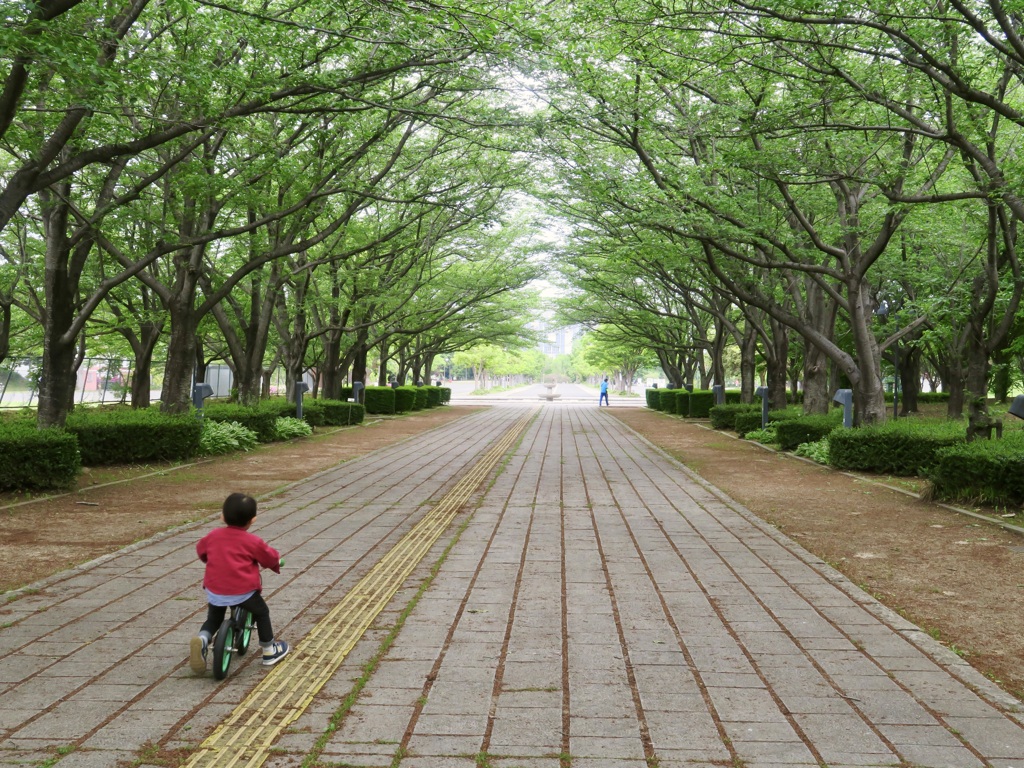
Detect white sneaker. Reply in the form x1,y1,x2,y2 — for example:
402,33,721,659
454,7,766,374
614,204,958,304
261,640,290,666
189,636,208,674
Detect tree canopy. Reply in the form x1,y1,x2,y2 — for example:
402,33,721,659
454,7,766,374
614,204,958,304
3,0,1023,429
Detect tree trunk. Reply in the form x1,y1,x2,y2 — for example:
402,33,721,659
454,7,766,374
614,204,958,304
36,189,82,428
37,330,79,428
656,349,683,389
351,346,368,390
767,319,789,409
321,328,344,400
160,311,198,414
946,370,967,419
848,283,886,425
898,345,921,416
802,341,830,415
992,348,1011,404
0,301,11,367
423,352,436,386
739,323,757,403
124,321,160,409
966,279,993,439
711,318,727,387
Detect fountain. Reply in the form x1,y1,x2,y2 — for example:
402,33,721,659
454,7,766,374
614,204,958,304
539,381,561,402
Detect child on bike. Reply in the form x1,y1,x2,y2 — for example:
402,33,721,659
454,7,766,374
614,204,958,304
190,492,290,674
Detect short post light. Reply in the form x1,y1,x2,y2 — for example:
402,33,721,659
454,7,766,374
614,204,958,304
833,388,854,428
294,381,310,420
755,386,770,428
191,382,214,420
1009,395,1024,421
352,380,364,405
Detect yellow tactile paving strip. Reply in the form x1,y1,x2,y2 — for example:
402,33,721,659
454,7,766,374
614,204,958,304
184,410,534,768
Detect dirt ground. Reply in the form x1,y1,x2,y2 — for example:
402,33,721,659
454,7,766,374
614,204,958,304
2,404,1023,702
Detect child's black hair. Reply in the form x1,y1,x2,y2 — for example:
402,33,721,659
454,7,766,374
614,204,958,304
223,492,258,527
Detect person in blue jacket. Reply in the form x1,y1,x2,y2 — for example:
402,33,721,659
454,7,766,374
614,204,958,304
599,377,609,406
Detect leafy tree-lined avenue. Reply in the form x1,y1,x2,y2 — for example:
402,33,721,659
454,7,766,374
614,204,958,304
3,0,1024,428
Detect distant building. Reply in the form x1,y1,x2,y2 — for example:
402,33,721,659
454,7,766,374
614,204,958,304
535,324,579,356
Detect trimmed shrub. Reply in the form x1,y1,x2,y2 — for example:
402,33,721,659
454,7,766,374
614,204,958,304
725,390,743,404
363,386,396,415
347,402,366,424
928,431,1024,505
204,403,278,443
318,399,364,426
439,387,451,404
339,386,354,401
688,390,715,418
412,387,429,410
734,410,765,437
918,392,950,404
297,398,326,427
775,414,842,451
674,390,692,415
709,403,758,430
394,386,416,413
645,388,662,409
423,386,443,407
0,422,80,490
656,389,678,412
767,407,803,423
199,420,259,456
66,408,202,464
262,397,325,427
828,420,966,476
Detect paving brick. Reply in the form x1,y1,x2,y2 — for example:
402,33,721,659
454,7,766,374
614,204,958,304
1,405,1023,768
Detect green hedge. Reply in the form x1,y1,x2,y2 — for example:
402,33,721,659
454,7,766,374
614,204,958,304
204,403,279,442
725,390,743,404
775,414,842,451
297,399,326,427
423,386,443,407
688,390,715,418
394,386,416,413
673,390,691,415
918,392,950,404
928,431,1024,505
710,403,758,430
645,388,662,409
829,420,966,476
768,407,803,423
734,410,765,437
439,387,451,404
364,386,396,415
0,422,80,490
412,386,428,410
65,408,202,465
318,399,365,426
655,389,676,412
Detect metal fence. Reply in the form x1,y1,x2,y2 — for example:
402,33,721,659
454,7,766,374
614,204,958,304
0,360,296,409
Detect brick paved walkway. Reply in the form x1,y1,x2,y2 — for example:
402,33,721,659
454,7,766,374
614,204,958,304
1,405,1022,768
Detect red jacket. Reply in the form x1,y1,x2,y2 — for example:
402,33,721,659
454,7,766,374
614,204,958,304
197,526,281,596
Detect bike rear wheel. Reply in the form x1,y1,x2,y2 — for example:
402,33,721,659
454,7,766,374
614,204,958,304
212,614,235,680
236,608,254,657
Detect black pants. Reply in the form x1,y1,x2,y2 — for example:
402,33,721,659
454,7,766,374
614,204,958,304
201,591,273,644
